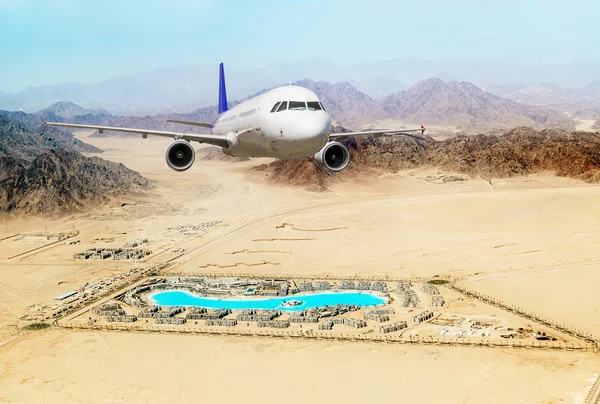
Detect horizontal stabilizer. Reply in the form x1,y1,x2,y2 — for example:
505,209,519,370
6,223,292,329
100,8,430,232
166,120,213,128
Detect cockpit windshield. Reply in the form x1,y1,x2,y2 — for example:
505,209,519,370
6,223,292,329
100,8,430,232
307,101,322,111
276,101,288,112
288,101,307,111
271,101,324,112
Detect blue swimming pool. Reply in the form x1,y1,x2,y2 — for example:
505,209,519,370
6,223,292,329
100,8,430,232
148,290,387,311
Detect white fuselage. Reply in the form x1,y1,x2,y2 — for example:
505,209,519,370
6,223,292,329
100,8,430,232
211,85,331,158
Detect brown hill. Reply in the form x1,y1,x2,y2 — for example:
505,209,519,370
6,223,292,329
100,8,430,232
424,128,600,181
0,110,102,154
0,118,152,214
1,148,152,214
253,127,600,190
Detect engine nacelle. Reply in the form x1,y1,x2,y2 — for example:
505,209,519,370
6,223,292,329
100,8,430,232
166,139,195,172
314,141,350,173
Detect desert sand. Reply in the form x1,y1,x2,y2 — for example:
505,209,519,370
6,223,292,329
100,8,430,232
0,328,597,404
1,130,599,403
576,119,598,132
460,266,600,337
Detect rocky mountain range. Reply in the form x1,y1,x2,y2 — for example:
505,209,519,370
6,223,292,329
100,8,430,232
0,117,151,214
41,101,108,119
39,77,577,134
254,127,600,190
2,58,600,114
571,108,600,120
304,77,577,129
487,81,600,116
380,78,576,130
0,109,102,155
487,82,584,106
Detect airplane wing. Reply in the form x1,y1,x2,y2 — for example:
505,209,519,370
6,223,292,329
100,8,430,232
166,119,213,128
42,122,229,149
330,125,425,141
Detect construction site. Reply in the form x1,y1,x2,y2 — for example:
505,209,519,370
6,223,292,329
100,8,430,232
74,238,152,260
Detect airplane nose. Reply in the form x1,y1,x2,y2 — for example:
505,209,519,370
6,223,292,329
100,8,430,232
308,112,331,138
288,113,330,140
272,112,331,157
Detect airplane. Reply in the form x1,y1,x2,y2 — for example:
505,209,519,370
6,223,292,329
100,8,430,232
44,63,425,173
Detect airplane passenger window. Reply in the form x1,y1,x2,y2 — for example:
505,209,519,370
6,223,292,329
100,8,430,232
276,101,288,112
307,101,322,111
288,101,307,110
270,102,281,113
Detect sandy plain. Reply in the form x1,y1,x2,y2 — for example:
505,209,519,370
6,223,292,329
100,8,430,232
0,131,599,403
0,328,597,404
576,119,598,132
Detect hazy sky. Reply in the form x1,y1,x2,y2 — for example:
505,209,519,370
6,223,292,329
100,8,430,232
1,0,599,92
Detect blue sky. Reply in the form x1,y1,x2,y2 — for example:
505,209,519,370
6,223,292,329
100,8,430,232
0,0,598,92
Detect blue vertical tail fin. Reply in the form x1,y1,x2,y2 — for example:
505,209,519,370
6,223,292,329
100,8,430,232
218,63,228,114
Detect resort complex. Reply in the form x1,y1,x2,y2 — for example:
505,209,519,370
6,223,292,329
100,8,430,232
30,271,592,350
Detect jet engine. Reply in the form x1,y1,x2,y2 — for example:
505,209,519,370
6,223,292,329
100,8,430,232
166,139,195,171
314,141,350,173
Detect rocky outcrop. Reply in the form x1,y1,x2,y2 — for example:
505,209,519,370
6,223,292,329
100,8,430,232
254,127,600,190
0,117,151,214
0,111,102,154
